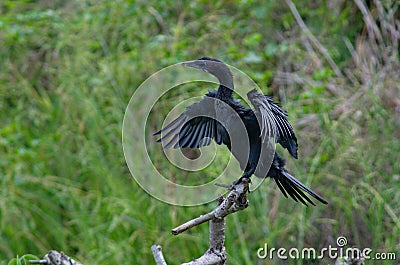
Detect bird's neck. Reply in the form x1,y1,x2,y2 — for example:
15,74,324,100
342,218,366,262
216,74,234,100
217,85,233,100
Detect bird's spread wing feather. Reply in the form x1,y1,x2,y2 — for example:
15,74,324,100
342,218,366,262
154,90,223,148
247,89,298,159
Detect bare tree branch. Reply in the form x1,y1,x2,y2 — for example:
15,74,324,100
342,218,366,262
153,179,250,265
151,245,168,265
172,211,215,235
172,180,249,236
29,250,83,265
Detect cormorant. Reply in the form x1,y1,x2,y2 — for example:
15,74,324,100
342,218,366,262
154,57,327,206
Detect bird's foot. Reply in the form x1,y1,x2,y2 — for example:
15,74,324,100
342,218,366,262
232,176,251,186
215,177,251,191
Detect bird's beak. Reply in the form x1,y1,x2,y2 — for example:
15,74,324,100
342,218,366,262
181,60,205,71
181,60,196,68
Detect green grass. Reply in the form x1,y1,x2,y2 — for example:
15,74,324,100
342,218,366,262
1,0,399,264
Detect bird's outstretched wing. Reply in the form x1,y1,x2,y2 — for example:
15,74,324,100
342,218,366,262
247,89,298,159
154,90,224,148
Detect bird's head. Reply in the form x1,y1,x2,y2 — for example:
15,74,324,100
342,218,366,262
182,57,232,79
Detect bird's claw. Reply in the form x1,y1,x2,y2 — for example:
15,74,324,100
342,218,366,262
232,176,251,186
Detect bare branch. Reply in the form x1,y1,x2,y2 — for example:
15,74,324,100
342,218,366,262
29,250,83,265
181,217,227,265
172,180,249,235
181,249,225,265
153,180,250,265
151,245,168,265
209,218,225,251
172,212,215,235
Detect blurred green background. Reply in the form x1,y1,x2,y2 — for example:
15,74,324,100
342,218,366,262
1,0,399,264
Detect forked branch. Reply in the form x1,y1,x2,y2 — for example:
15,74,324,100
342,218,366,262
152,179,250,265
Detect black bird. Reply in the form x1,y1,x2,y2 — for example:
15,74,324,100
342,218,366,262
154,57,327,206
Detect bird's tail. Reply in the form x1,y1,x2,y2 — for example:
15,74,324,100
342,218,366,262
273,168,328,206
